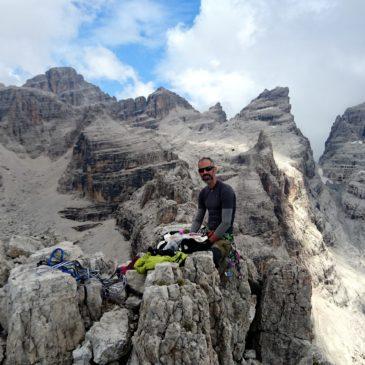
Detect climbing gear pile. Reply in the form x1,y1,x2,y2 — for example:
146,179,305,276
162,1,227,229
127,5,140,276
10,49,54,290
40,248,128,298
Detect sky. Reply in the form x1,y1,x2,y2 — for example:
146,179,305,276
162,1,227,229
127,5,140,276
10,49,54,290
1,0,365,159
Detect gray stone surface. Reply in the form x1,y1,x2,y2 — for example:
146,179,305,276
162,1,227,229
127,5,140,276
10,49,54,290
6,234,43,258
0,86,85,158
256,260,312,365
85,278,103,322
4,265,85,364
28,240,83,265
126,269,146,294
319,101,365,248
0,240,12,286
24,67,114,106
132,253,253,365
86,307,131,365
72,340,92,365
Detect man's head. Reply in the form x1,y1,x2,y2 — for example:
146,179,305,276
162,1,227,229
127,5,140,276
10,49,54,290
198,157,217,187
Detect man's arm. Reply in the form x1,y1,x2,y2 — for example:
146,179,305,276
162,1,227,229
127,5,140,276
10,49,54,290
190,190,206,233
190,208,206,233
209,185,235,242
213,208,234,238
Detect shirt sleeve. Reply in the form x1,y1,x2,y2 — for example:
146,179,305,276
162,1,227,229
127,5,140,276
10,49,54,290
214,208,233,238
190,190,206,233
221,185,235,209
214,185,236,238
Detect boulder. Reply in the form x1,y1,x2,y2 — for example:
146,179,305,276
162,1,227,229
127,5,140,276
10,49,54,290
84,278,103,322
126,270,146,294
86,307,131,364
5,265,85,364
6,235,43,258
28,241,83,265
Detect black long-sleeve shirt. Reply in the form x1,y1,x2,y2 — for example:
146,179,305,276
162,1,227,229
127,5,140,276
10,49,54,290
191,179,236,238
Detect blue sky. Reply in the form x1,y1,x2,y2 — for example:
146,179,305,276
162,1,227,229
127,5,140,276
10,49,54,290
0,0,365,158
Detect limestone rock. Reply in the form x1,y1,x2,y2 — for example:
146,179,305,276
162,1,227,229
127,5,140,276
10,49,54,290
131,280,218,365
255,260,312,365
59,120,187,204
126,269,146,294
23,67,113,106
6,235,43,258
84,278,103,322
5,265,85,364
28,240,83,265
207,102,227,123
0,241,12,286
0,86,85,158
132,253,253,365
72,340,92,365
145,87,194,119
233,87,315,177
86,307,131,364
125,295,142,311
0,336,5,363
320,101,365,182
319,101,365,248
116,167,194,254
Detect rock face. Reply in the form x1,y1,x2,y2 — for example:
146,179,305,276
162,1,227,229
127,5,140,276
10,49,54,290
319,101,365,247
131,252,253,365
254,261,312,365
0,86,84,157
233,87,315,178
60,120,187,203
3,265,85,364
113,87,194,123
116,166,195,254
24,67,113,107
320,102,365,182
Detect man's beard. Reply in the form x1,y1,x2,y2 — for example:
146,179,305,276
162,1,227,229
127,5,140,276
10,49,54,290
202,174,212,182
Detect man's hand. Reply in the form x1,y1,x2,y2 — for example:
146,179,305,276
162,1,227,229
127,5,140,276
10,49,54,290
207,230,219,244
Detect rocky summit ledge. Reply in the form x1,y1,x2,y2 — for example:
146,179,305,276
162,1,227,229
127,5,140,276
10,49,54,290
0,236,313,365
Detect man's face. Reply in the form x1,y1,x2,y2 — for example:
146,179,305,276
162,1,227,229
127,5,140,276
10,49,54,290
198,159,216,184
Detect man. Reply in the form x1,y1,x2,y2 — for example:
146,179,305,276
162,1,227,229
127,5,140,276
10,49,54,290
190,157,236,267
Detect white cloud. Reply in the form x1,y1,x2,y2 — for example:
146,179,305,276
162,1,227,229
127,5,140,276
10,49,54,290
117,80,155,100
158,0,365,158
92,0,166,47
0,0,85,84
167,68,256,116
73,46,137,82
68,45,155,99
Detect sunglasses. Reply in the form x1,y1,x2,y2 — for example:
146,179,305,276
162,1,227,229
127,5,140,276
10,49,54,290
198,166,215,173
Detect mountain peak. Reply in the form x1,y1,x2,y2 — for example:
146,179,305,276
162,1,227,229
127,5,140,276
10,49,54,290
23,67,113,106
145,87,194,118
238,86,291,120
